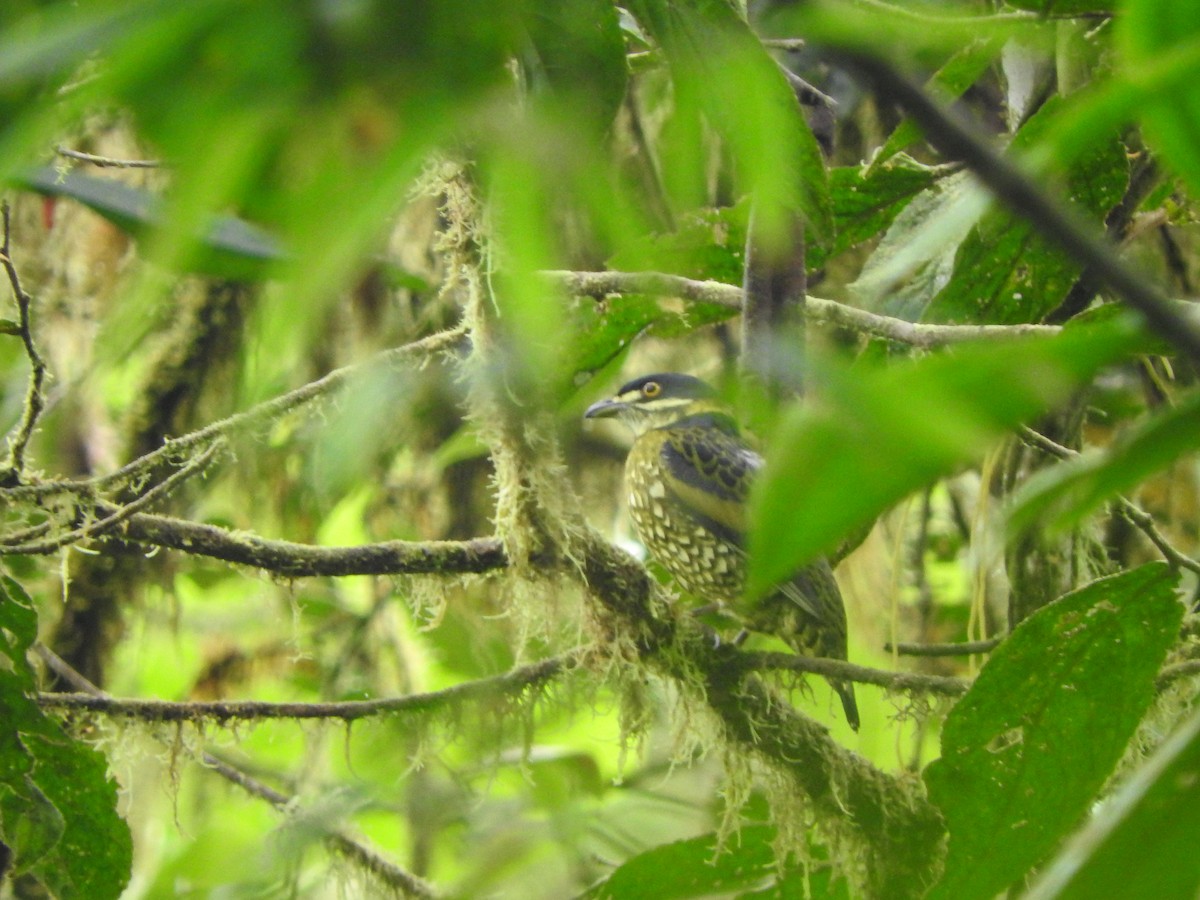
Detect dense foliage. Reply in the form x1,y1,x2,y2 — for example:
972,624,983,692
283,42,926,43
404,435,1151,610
2,1,1200,897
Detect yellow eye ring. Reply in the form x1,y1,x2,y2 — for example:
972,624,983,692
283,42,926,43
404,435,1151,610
642,381,661,398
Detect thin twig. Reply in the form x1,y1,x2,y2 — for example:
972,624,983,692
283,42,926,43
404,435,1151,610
0,324,468,501
35,646,439,898
1157,659,1200,690
734,649,971,696
38,655,570,724
55,146,163,168
1018,426,1200,577
834,50,1200,365
1,202,48,484
545,269,1061,349
1,442,223,554
883,638,1003,657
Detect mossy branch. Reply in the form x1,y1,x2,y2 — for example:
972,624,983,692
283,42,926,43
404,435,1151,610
545,269,1061,349
38,655,569,724
36,646,439,899
577,533,944,898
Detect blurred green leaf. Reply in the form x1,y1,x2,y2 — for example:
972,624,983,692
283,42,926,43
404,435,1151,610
1118,0,1200,200
924,563,1181,900
0,578,132,898
746,318,1140,597
922,96,1128,325
1009,389,1200,534
870,40,1002,169
608,201,749,282
625,0,831,245
525,0,627,138
12,166,428,287
1025,702,1200,900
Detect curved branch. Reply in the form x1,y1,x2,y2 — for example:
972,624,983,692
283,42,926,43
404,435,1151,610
38,656,569,724
36,646,438,898
94,509,510,577
1,442,223,554
545,269,1060,348
0,324,468,501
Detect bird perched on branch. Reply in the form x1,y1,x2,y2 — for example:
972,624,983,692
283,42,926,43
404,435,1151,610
585,372,859,730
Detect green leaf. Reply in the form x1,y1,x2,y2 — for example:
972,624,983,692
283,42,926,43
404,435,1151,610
1119,0,1200,200
1024,702,1200,900
568,293,735,387
578,825,847,899
525,0,627,138
922,97,1129,325
745,319,1139,598
1009,389,1200,534
624,0,831,244
0,578,132,898
871,40,1003,169
816,156,945,267
608,201,750,283
924,563,1182,900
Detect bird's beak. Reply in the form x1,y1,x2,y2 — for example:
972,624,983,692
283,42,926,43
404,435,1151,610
584,397,624,419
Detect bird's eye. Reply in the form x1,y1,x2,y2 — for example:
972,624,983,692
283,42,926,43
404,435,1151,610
642,381,661,398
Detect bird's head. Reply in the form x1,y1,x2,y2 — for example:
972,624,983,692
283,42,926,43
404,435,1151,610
584,373,725,436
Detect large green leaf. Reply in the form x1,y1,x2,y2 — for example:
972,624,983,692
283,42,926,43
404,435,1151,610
1119,0,1200,200
578,825,848,899
1009,389,1200,534
924,564,1182,900
0,578,132,898
745,317,1139,598
1024,702,1200,900
922,96,1129,325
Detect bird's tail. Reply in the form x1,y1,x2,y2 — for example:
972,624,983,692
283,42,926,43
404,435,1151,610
835,680,860,732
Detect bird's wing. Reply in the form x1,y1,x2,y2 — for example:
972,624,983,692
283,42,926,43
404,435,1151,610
658,415,762,546
774,559,847,635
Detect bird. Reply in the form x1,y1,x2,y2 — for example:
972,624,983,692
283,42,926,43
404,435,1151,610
584,372,859,730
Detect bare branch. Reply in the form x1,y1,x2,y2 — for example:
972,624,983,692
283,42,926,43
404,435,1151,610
884,638,1003,657
1018,426,1200,577
544,269,1060,348
1,203,48,485
55,146,163,168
